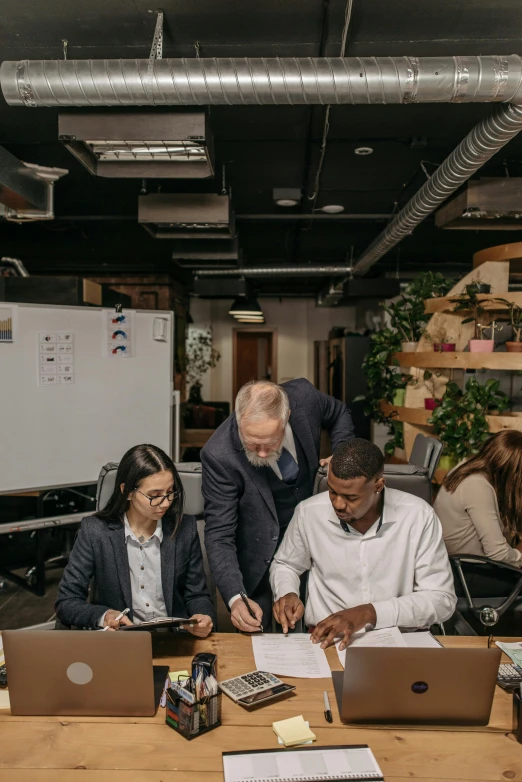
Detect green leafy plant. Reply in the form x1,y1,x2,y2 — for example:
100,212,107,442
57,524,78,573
450,281,492,340
422,369,443,399
185,327,221,390
494,299,522,342
428,377,509,460
382,273,453,344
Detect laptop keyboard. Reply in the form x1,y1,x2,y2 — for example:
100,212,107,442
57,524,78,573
497,663,522,691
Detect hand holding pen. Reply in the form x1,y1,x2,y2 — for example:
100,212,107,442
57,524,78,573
231,592,264,633
102,607,131,631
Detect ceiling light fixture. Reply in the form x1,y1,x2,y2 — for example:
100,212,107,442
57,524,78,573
273,187,301,208
354,146,373,156
235,317,266,324
58,112,214,178
321,204,345,214
228,295,264,317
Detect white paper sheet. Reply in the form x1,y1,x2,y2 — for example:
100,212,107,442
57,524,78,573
252,634,331,678
336,628,441,667
0,689,10,710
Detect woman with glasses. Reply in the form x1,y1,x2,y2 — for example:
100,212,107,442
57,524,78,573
55,444,215,633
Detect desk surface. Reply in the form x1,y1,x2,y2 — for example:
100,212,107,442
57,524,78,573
0,633,521,782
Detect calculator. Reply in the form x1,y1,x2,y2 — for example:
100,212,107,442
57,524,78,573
219,670,295,709
497,663,522,691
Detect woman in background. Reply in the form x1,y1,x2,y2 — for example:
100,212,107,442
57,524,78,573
434,431,522,593
55,443,215,632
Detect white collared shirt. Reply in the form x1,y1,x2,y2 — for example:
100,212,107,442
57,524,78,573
269,487,457,629
98,514,167,627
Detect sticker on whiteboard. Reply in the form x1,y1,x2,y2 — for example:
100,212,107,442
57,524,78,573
103,310,135,358
39,332,75,386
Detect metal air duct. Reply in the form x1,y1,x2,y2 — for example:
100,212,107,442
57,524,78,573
193,266,352,277
2,56,522,107
138,193,234,239
350,102,522,277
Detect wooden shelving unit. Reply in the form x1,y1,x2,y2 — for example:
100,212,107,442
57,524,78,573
380,401,522,434
391,352,522,370
424,291,522,314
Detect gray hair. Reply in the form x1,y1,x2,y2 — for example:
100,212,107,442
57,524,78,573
235,381,290,426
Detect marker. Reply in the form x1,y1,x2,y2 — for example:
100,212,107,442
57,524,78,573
323,690,332,723
103,607,130,630
239,591,263,633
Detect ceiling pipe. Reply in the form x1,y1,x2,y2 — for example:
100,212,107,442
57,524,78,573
349,101,522,277
2,56,522,106
194,266,352,277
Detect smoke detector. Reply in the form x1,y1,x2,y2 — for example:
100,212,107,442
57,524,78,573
321,204,345,214
354,146,373,156
273,188,301,207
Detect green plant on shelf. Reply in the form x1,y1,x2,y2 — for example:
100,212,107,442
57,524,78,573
428,377,510,461
450,281,492,340
382,273,453,345
494,298,522,343
384,420,404,457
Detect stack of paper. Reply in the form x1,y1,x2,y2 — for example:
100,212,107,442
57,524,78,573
252,634,331,678
336,627,442,667
272,715,317,747
495,641,522,666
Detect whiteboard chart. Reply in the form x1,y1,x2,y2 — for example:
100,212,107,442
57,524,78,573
0,304,174,493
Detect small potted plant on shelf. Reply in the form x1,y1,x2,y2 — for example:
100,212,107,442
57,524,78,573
450,282,494,352
494,299,522,353
427,323,456,353
428,377,510,471
422,370,444,410
383,273,453,353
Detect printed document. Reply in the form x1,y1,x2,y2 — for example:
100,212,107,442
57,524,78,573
252,634,331,678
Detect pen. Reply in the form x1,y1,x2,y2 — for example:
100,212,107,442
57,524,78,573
239,591,263,633
102,607,130,630
323,690,332,723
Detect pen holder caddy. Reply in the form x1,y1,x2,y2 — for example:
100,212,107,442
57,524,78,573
165,687,222,740
513,689,522,744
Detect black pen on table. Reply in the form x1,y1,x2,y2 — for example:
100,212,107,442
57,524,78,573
323,690,332,723
239,591,263,633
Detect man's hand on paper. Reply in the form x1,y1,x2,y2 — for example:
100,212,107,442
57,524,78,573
230,596,263,632
103,610,134,630
181,614,213,637
272,592,305,633
311,604,377,651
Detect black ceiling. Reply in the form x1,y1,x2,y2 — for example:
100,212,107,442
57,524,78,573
2,0,522,296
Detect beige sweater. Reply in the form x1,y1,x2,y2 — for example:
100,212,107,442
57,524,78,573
434,473,522,567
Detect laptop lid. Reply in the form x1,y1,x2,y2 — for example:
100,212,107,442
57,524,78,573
3,630,157,716
332,647,501,726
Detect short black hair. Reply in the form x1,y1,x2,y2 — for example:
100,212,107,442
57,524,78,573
330,438,384,481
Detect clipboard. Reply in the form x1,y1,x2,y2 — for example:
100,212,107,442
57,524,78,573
120,617,199,631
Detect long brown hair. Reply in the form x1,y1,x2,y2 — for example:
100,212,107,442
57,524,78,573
443,430,522,535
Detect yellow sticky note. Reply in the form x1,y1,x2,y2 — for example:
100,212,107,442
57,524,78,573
169,670,190,684
0,689,10,711
272,715,316,747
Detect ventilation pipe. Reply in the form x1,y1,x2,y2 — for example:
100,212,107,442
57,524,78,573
2,56,522,106
193,266,352,277
350,101,522,277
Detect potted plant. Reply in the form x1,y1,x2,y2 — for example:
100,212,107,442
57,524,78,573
428,377,510,470
185,327,221,399
383,273,453,352
494,299,522,353
450,283,494,352
422,370,444,410
427,323,456,352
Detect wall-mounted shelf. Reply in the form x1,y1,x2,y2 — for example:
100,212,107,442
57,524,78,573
424,291,522,314
391,352,522,370
380,401,522,434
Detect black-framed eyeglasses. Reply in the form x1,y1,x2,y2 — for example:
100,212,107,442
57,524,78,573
134,488,178,507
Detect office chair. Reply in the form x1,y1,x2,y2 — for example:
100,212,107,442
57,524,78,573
450,554,522,636
314,460,434,504
409,434,443,481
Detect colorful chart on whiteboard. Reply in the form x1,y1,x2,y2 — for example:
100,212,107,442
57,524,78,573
0,307,15,343
104,311,135,358
38,332,75,386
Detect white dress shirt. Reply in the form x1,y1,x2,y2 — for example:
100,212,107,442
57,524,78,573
229,423,298,609
98,514,167,627
269,487,457,629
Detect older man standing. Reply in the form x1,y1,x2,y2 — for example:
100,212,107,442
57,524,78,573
201,378,354,632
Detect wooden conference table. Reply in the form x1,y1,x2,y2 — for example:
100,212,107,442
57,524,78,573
0,633,521,782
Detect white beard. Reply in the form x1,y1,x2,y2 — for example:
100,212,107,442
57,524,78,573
240,438,283,468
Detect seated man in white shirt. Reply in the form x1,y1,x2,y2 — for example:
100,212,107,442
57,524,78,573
270,438,457,651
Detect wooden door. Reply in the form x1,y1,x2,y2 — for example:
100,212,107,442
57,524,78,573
233,329,277,399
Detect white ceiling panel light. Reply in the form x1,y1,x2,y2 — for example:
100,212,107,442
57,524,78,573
58,112,214,178
321,204,345,214
273,187,301,207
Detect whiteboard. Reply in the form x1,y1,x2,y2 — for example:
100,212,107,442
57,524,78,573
0,304,174,493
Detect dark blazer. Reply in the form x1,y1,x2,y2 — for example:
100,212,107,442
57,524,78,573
201,378,355,605
55,513,215,629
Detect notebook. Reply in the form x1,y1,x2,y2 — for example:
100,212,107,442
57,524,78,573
222,745,384,782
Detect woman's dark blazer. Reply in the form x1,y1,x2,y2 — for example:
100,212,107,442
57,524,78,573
55,513,215,629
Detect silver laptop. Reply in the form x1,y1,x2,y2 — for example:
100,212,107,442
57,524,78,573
3,630,166,716
332,647,501,726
